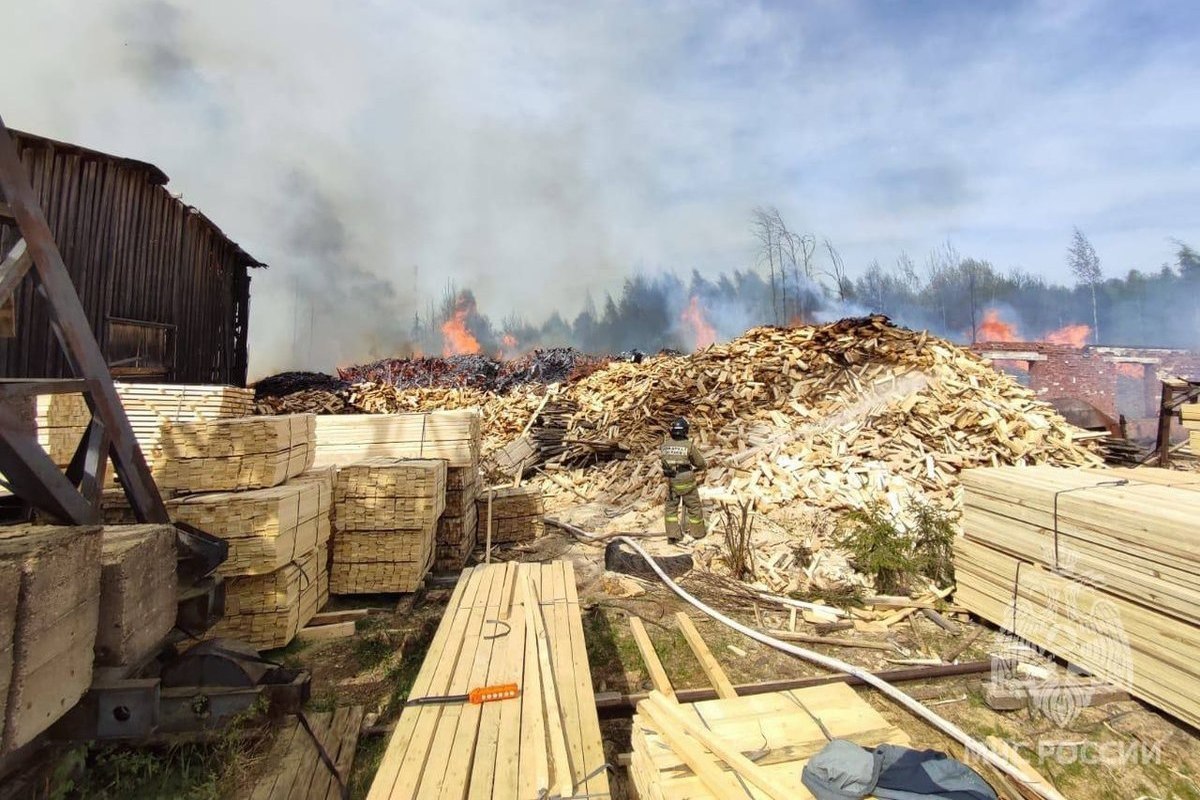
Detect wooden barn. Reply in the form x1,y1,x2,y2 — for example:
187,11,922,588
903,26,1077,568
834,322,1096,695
0,129,262,386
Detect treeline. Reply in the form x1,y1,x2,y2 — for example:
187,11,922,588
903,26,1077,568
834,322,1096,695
404,221,1200,357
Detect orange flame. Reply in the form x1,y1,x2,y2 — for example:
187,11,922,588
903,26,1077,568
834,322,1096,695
1116,362,1146,379
498,333,519,359
441,294,481,357
681,296,717,350
1044,323,1091,347
976,309,1019,342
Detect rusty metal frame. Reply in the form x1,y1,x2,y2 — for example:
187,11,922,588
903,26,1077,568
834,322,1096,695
0,113,168,524
1147,377,1200,467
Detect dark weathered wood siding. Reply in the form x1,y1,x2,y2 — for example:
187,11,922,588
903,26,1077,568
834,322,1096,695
0,131,258,385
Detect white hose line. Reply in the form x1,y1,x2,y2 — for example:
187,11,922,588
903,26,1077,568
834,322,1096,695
612,535,1061,800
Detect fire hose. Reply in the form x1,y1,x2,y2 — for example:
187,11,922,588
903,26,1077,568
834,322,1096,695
602,533,1066,800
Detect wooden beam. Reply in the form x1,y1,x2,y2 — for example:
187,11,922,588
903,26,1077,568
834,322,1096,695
298,621,356,642
524,574,574,798
674,612,736,699
637,697,746,798
985,736,1070,800
765,630,896,651
643,691,792,800
978,351,1048,362
0,238,32,305
628,616,675,700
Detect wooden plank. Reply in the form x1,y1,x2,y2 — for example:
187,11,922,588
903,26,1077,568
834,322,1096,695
985,736,1070,800
467,562,522,798
250,720,303,800
636,697,747,799
298,621,356,642
629,616,675,700
366,568,479,799
516,566,549,799
435,562,513,800
545,562,587,791
268,711,332,800
675,612,737,699
562,560,610,798
403,566,505,797
525,570,574,798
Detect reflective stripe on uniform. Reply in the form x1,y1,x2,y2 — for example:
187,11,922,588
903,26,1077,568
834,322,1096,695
665,514,679,522
670,481,696,493
687,515,703,523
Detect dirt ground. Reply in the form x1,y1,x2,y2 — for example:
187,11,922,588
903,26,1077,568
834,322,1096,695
260,523,1200,800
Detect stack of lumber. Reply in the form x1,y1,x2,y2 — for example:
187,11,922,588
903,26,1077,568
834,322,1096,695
367,562,608,800
434,466,480,572
153,414,315,492
312,411,481,468
0,525,102,753
957,465,1200,729
1184,402,1200,453
292,466,336,609
95,525,177,669
35,384,254,471
169,470,332,649
630,683,910,799
207,547,322,649
476,486,544,545
35,392,93,467
168,481,327,576
331,459,446,594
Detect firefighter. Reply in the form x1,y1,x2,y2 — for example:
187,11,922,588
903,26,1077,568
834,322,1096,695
660,417,707,543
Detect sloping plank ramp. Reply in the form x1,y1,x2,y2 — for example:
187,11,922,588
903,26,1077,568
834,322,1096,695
250,705,365,800
367,561,609,800
630,683,911,799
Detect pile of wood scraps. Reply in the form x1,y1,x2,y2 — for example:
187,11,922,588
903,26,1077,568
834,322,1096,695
367,561,607,800
956,465,1200,729
331,459,446,594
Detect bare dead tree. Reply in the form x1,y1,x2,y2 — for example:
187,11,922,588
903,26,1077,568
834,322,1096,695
822,238,851,303
752,207,780,324
1068,227,1103,343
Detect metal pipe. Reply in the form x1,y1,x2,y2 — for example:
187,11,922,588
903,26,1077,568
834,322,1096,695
611,535,1065,800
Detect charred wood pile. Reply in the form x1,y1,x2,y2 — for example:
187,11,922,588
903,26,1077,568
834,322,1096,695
256,316,1102,531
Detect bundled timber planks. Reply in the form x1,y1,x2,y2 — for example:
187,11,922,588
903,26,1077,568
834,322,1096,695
475,486,544,545
313,411,481,468
630,683,910,799
961,466,1200,625
206,547,322,649
0,525,102,752
95,525,177,669
1185,403,1199,453
334,459,446,530
331,459,445,594
435,466,480,572
958,465,1200,729
366,561,608,800
153,414,315,492
291,466,337,610
167,480,328,576
35,384,254,471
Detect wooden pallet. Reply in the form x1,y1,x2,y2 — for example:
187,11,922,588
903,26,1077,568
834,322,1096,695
250,705,365,800
366,561,607,799
626,612,910,800
313,411,481,468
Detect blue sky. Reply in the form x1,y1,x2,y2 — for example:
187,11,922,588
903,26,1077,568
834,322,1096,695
7,0,1200,371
